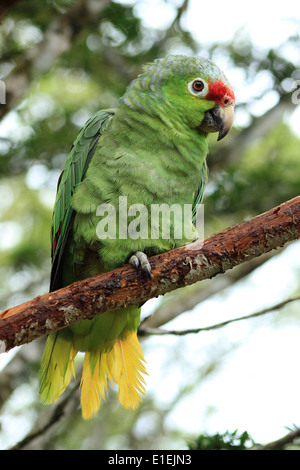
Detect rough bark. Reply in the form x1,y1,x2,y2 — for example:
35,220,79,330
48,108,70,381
0,195,299,353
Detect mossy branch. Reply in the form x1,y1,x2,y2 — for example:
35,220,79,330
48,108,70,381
0,195,300,353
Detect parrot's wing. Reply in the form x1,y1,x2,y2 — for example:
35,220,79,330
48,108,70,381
50,109,115,292
192,159,208,225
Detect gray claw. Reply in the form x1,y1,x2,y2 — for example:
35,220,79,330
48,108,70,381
129,251,152,279
128,254,139,269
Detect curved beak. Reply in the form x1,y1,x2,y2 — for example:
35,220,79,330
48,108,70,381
198,104,234,141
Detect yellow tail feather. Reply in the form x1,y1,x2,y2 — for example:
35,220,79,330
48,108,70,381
107,332,147,410
80,351,112,420
80,331,147,420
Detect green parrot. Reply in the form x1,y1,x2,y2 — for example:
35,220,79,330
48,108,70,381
40,55,235,419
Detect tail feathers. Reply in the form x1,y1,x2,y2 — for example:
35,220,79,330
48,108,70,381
108,332,147,410
40,332,77,404
80,351,112,420
80,331,147,420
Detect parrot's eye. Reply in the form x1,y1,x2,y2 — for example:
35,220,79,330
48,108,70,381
187,78,209,97
193,80,204,91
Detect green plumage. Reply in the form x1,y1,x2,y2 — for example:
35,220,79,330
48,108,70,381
40,55,234,418
50,109,114,290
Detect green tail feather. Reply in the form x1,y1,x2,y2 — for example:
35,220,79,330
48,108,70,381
40,331,77,404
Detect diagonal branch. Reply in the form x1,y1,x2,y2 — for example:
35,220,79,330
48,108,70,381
251,427,300,450
139,294,300,336
10,376,81,450
140,250,278,329
0,195,300,353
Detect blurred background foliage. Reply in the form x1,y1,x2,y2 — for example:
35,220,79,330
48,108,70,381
0,0,300,450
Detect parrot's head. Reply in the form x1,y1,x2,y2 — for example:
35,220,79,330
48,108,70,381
128,55,235,141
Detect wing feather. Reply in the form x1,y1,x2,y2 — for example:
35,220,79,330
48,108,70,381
50,109,115,291
192,159,208,225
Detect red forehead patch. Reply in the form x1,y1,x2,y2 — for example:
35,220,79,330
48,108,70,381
206,80,235,106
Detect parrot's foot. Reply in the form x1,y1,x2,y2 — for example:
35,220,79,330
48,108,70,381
129,251,152,279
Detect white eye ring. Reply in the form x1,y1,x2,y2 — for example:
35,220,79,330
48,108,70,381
187,78,209,97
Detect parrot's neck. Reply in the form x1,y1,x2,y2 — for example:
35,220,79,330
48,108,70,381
120,90,209,160
80,95,209,213
97,98,209,203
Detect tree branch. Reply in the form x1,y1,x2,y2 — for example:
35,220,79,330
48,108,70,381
10,377,81,450
140,250,278,329
251,427,300,450
0,195,299,353
139,294,300,336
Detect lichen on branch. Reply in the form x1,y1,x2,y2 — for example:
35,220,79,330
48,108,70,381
0,195,299,353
